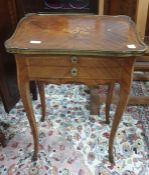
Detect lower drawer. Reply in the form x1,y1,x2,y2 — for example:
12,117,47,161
27,66,122,80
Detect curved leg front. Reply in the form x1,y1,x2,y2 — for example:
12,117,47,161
108,83,130,164
18,79,39,161
16,57,39,161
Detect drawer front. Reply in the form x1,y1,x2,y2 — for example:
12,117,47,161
27,66,122,80
26,55,125,67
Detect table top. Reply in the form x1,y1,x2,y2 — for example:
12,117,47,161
5,13,146,56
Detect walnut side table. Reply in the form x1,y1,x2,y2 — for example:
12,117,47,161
5,14,146,163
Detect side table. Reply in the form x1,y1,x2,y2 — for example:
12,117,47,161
5,14,146,163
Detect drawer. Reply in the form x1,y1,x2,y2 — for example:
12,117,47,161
27,66,122,80
26,55,125,67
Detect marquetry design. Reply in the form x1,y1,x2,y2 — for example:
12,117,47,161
63,27,91,35
5,14,146,56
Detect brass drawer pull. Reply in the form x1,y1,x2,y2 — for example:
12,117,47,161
70,67,78,77
71,56,78,64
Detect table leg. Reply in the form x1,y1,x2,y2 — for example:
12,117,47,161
30,81,38,100
37,82,46,122
108,82,130,164
16,58,39,161
90,87,100,115
105,83,115,124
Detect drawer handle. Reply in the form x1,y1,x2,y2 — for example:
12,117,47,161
71,56,78,64
70,68,78,77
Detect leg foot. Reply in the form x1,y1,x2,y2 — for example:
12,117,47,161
17,65,39,161
109,83,131,165
32,153,38,162
109,155,115,164
40,118,45,122
105,120,110,124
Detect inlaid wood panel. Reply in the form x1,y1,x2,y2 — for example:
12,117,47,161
5,14,145,56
